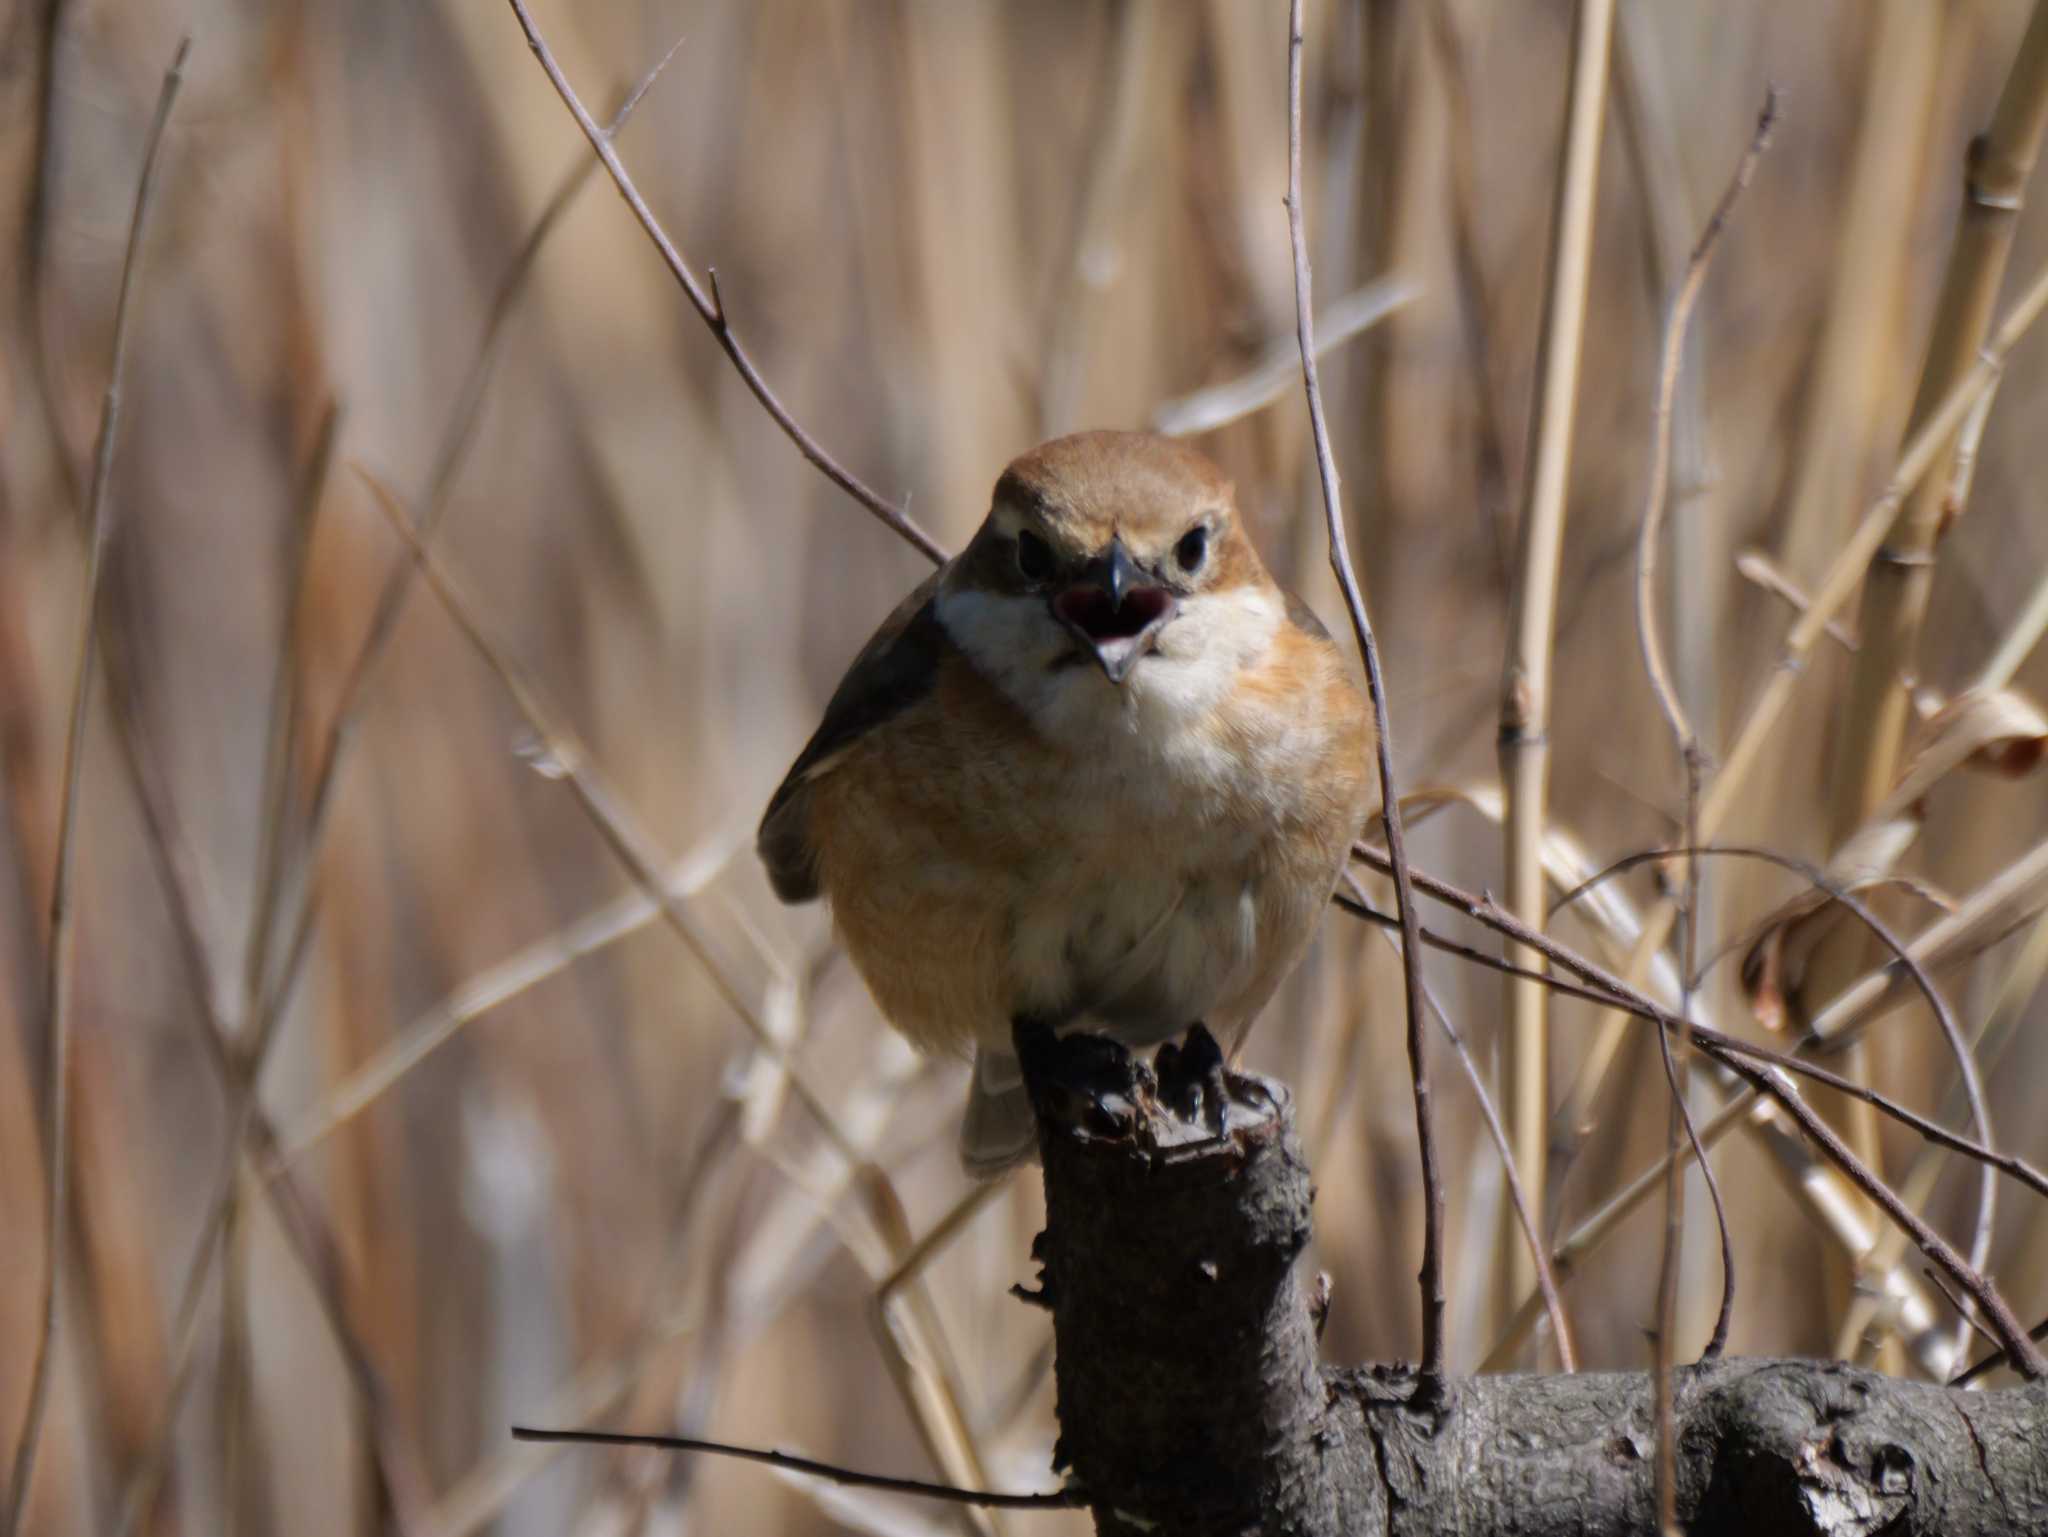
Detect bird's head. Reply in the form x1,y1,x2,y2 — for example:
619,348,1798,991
938,432,1283,728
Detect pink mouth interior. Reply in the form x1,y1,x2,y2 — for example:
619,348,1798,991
1055,585,1172,642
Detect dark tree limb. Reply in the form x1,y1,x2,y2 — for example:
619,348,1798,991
1025,1050,2048,1537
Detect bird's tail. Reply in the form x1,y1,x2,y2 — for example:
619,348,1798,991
958,1047,1039,1175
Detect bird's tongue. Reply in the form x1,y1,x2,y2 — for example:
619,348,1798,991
1056,585,1171,641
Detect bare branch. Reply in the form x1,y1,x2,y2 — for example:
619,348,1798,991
510,1427,1082,1511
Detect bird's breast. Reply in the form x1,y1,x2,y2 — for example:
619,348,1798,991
808,613,1364,1054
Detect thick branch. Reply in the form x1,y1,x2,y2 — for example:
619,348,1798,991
1026,1054,2047,1537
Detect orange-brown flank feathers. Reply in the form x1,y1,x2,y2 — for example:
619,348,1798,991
759,431,1375,1168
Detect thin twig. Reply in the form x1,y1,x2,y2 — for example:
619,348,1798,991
1730,1063,2044,1377
1548,841,1999,1250
1922,1267,2004,1360
1337,912,2048,1384
1952,1309,2048,1387
1635,89,1776,750
1635,104,1773,1517
1285,0,1445,1398
1359,844,2013,1196
1649,759,1701,1526
504,0,946,564
3,40,188,1537
1349,877,1576,1371
1836,907,2048,1363
509,1427,1081,1510
1331,892,2048,1206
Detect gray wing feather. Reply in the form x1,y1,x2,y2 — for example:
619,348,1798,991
757,570,950,903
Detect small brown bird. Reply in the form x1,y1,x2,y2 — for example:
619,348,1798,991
759,431,1374,1169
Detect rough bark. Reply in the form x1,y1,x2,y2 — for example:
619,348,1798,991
1025,1053,2048,1536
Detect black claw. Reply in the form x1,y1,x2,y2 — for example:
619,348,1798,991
1012,1016,1141,1139
1181,1023,1230,1137
1154,1021,1235,1138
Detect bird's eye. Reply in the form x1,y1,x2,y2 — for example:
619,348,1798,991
1015,528,1054,582
1176,525,1209,573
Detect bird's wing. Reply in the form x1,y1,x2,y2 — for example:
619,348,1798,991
1280,586,1334,644
757,567,952,903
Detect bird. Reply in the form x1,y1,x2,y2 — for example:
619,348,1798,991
758,430,1375,1171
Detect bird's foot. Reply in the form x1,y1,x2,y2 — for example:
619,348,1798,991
1012,1017,1146,1141
1155,1022,1233,1139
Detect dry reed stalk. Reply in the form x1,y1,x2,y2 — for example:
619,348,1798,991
268,833,745,1168
1830,2,2048,833
1149,276,1418,438
863,1177,1013,1537
1552,252,2048,1155
1614,5,1721,809
356,469,1021,1527
1806,0,2048,1340
4,42,187,1537
1774,0,1942,588
1037,0,1157,441
1496,0,1617,1321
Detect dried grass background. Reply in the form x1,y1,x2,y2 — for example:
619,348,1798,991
6,2,2048,1534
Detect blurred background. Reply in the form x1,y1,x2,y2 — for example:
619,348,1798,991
6,1,2048,1532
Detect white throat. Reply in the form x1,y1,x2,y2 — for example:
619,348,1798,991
936,580,1283,750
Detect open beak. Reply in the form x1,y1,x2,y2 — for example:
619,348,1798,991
1052,538,1177,683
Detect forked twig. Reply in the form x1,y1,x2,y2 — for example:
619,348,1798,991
4,39,188,1537
1285,0,1445,1397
